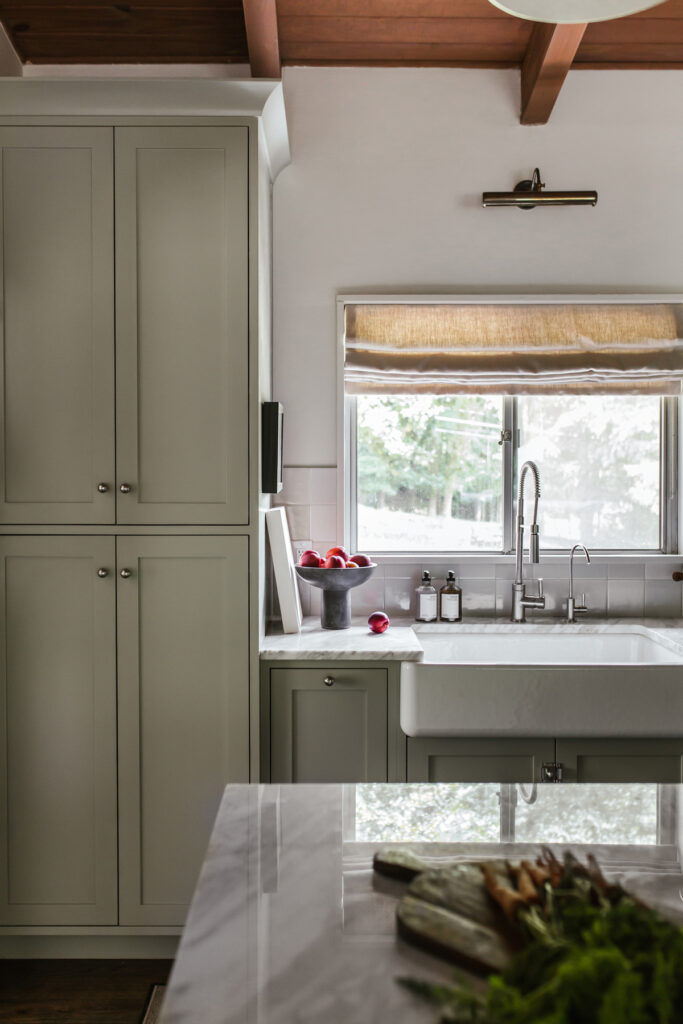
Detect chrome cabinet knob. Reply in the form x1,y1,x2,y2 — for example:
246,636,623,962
97,483,109,493
323,676,335,687
97,568,109,578
120,568,132,579
119,483,132,494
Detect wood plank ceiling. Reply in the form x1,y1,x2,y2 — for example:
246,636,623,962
1,0,682,122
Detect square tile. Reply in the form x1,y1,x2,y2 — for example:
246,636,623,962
608,562,645,580
351,576,386,617
385,578,414,616
310,504,337,541
310,467,338,504
461,580,495,616
645,581,682,618
281,467,311,505
285,505,310,540
645,560,682,580
607,579,645,618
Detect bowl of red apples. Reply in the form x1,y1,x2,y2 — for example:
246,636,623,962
295,546,376,630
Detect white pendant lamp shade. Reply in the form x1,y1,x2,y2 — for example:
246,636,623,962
487,0,665,23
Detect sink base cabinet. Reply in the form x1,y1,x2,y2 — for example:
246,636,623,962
556,740,683,783
407,738,555,784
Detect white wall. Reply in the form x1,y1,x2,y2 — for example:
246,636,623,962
273,67,683,469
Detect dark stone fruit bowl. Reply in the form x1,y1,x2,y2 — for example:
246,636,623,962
295,564,377,629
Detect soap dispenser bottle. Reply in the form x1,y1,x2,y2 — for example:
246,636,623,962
416,570,438,622
440,570,462,622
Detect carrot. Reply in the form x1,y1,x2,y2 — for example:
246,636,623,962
521,859,551,888
509,863,540,904
481,865,528,921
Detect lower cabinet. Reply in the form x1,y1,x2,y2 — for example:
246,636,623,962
269,666,389,783
556,739,683,783
0,534,250,928
0,536,118,926
407,738,555,783
117,536,249,926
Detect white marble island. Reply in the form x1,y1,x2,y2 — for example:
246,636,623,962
160,783,683,1024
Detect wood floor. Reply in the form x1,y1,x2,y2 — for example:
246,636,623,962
0,960,173,1024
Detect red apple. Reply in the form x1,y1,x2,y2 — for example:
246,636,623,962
325,545,349,562
350,553,372,567
299,549,322,568
324,554,346,569
345,560,359,568
368,611,389,634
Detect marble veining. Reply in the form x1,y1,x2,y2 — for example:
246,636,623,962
261,617,683,662
160,784,683,1024
261,619,423,660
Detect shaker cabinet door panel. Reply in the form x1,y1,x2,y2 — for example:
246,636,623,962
556,739,683,783
115,127,249,525
117,536,249,927
270,668,388,783
0,536,118,925
407,738,555,784
0,128,115,524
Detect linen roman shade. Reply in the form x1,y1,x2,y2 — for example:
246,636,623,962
343,302,683,395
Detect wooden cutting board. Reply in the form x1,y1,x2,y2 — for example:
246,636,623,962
374,851,519,975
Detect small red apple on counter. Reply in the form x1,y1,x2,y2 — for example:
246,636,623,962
324,554,346,569
325,545,349,562
368,611,389,634
299,549,322,568
350,553,372,567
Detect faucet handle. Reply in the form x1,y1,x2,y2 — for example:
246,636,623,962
537,577,544,599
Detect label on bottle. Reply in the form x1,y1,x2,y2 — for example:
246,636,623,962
419,593,437,621
441,593,461,621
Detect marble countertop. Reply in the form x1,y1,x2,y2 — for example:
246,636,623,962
260,618,424,660
261,617,683,661
160,783,683,1024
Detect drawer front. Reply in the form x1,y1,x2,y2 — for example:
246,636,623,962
270,667,388,783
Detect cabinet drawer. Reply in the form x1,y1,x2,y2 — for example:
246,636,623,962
407,737,555,783
270,667,388,783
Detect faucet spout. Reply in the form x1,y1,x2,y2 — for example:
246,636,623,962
511,461,545,623
514,461,541,586
567,543,591,623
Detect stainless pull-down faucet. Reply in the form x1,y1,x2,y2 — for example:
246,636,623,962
511,461,545,623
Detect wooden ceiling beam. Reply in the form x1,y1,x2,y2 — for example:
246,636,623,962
520,21,586,125
242,0,281,77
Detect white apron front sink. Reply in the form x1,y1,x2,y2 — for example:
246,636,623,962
400,624,683,738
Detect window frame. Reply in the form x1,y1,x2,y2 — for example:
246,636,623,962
339,294,682,558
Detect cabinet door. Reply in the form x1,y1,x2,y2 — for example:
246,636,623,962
270,667,388,783
556,739,683,783
407,738,555,783
0,127,115,524
0,536,117,925
117,536,249,926
115,127,249,525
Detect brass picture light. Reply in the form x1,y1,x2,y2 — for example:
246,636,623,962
482,168,598,210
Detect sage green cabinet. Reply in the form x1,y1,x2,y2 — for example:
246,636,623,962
407,738,555,783
556,739,683,783
115,127,249,526
270,667,389,783
0,127,115,525
0,536,118,925
117,536,249,926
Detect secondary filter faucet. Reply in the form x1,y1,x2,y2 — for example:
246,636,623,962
567,544,591,623
511,461,545,623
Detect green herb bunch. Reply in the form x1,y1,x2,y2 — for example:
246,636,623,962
399,849,683,1024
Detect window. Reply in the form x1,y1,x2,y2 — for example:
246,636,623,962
343,297,683,555
351,392,675,553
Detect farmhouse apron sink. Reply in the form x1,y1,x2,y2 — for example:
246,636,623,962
400,624,683,738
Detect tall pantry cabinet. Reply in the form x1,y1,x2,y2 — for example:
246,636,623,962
0,82,287,952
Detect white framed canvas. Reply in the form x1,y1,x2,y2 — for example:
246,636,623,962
266,507,303,633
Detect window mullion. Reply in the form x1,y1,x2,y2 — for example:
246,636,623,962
503,397,517,554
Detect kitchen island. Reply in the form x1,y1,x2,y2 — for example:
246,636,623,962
160,783,683,1024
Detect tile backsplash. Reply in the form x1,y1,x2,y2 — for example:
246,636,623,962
269,466,683,623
